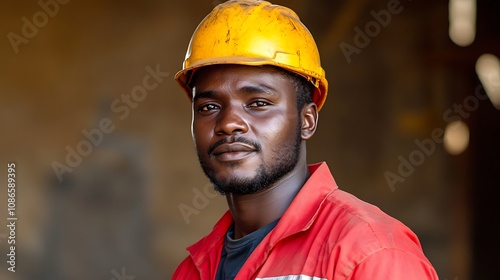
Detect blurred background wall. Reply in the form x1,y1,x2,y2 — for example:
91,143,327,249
0,0,499,279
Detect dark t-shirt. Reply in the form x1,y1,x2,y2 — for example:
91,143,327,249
215,219,279,280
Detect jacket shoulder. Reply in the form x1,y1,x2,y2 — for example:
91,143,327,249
321,188,423,250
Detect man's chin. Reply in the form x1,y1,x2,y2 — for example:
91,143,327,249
212,181,258,195
208,170,264,195
206,158,260,177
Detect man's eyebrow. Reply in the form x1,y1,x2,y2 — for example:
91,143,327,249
193,90,215,101
193,84,278,101
240,84,278,95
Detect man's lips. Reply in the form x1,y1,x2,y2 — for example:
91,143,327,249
212,142,257,155
211,142,258,161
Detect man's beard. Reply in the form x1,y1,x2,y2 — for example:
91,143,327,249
197,121,302,195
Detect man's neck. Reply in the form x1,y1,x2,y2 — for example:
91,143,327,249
225,160,310,239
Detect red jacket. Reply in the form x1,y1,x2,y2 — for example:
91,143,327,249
173,162,439,279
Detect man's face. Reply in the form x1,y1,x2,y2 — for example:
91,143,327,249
191,65,303,195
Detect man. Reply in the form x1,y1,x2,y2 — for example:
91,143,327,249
173,0,438,279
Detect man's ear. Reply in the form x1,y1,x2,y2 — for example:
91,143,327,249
301,102,318,140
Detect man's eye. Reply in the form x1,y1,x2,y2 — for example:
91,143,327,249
248,101,270,107
199,104,219,112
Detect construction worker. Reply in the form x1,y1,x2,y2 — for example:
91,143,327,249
173,0,439,279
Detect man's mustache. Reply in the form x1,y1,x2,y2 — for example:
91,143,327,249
208,137,262,156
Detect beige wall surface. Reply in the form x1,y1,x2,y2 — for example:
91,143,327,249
0,0,498,279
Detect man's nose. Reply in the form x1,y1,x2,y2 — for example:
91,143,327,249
215,105,249,135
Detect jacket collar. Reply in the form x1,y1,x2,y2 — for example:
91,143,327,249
268,162,337,243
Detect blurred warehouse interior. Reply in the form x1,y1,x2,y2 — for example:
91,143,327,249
0,0,499,279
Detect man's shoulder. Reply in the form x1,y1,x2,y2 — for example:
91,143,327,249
303,162,421,251
317,188,424,253
324,188,398,226
267,185,437,279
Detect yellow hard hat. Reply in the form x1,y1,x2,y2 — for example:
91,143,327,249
174,0,328,111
